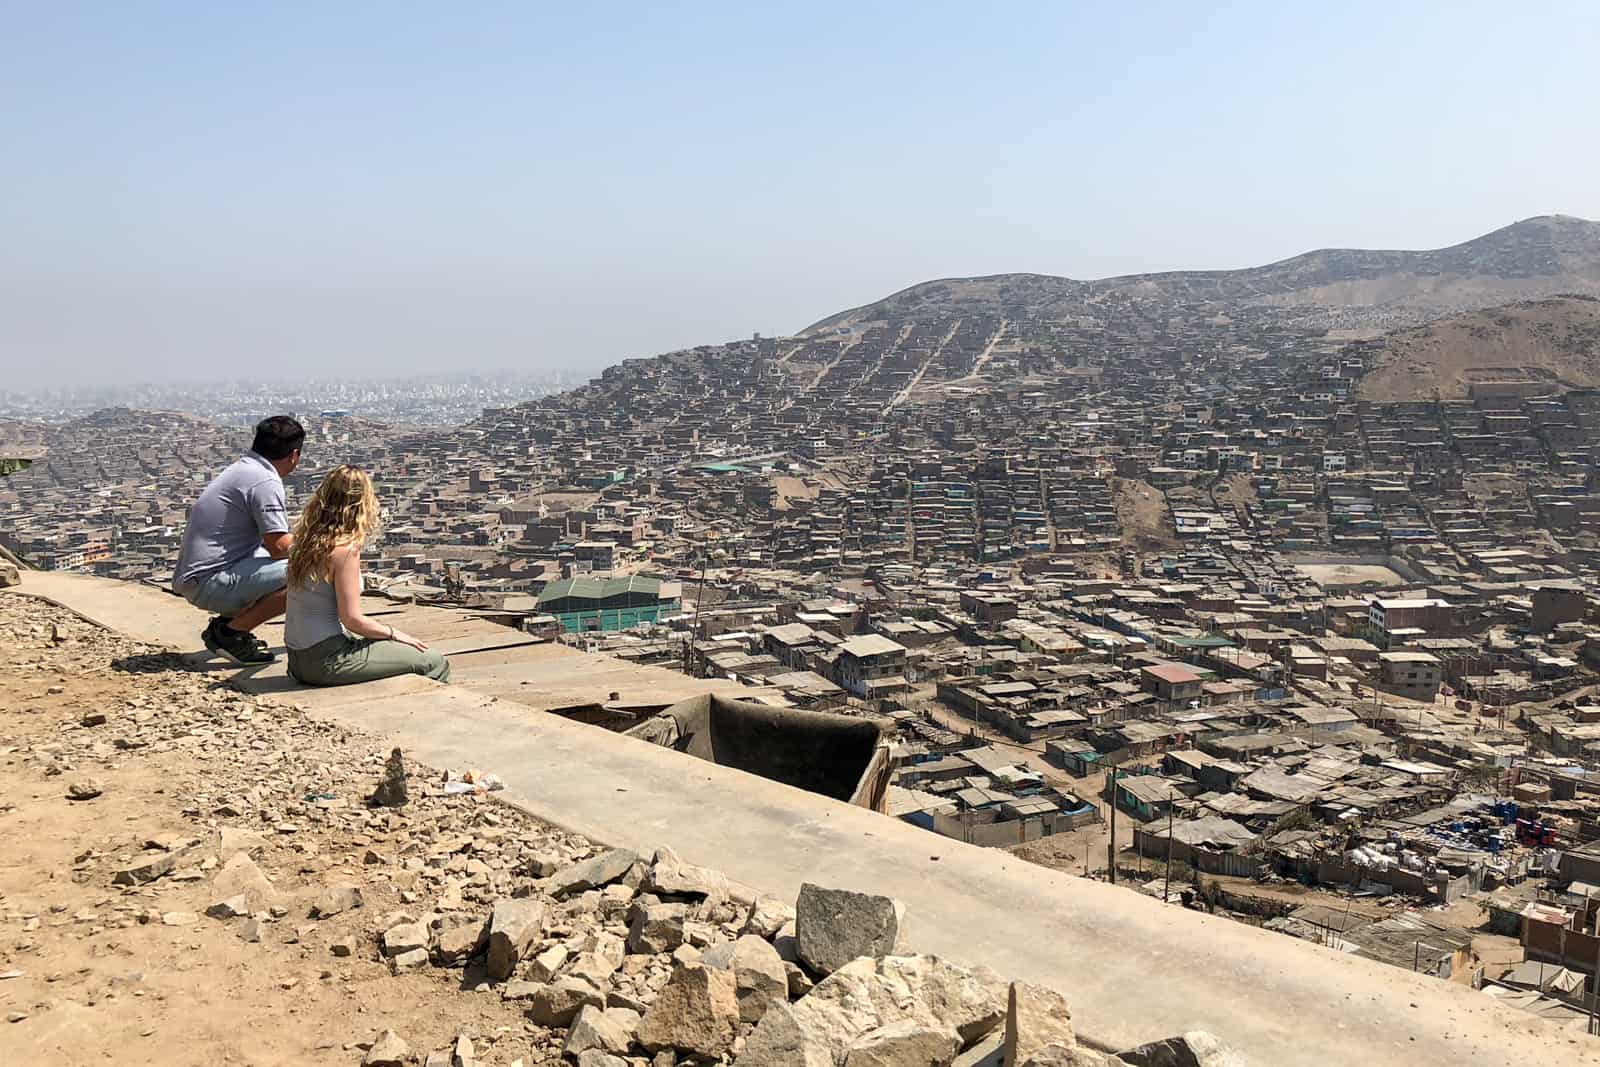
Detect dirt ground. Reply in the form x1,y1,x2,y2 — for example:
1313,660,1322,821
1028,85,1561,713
771,476,824,512
1209,473,1258,510
1355,296,1600,403
0,593,593,1066
1294,563,1407,589
1111,478,1177,551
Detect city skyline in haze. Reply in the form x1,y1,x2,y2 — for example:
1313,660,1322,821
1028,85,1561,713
3,1,1599,389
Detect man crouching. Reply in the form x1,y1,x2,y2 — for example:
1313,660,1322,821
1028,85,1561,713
171,415,304,664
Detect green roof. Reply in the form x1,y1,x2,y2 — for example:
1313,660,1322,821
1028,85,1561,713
1166,634,1235,649
538,574,664,604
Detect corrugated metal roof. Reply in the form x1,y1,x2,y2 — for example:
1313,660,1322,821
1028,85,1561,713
538,574,664,604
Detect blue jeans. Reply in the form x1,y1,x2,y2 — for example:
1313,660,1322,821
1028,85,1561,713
183,555,288,617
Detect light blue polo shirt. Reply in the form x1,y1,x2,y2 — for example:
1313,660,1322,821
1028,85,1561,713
172,452,289,592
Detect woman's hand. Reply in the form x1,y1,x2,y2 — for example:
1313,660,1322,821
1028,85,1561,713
390,628,428,651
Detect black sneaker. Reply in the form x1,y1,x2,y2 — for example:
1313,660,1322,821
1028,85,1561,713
200,616,226,654
202,617,276,665
241,631,277,661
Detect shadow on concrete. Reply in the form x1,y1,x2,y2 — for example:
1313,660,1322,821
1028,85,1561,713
113,651,231,675
229,665,308,696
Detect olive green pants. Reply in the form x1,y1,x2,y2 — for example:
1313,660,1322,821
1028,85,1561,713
287,634,451,687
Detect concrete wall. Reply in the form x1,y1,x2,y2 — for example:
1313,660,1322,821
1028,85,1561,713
1526,918,1600,975
932,808,1098,847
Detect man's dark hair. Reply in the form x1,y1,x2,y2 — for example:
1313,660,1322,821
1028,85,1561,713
251,416,305,461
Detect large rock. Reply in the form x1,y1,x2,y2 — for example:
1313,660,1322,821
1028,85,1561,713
114,843,204,886
363,1030,411,1067
1004,983,1075,1067
795,883,907,975
211,853,277,913
576,1053,630,1067
644,846,729,901
773,920,801,964
205,895,251,920
735,1001,833,1067
738,955,1005,1067
390,947,429,973
113,852,177,887
701,934,789,1023
524,976,606,1026
567,932,627,985
785,960,814,999
310,885,363,919
844,1020,961,1067
563,1004,641,1058
433,917,488,964
636,962,741,1058
529,944,569,981
626,901,687,955
217,826,268,859
1116,1031,1243,1067
953,1032,1004,1067
383,921,430,958
485,897,546,980
742,896,796,940
0,562,17,588
547,849,640,897
370,748,409,808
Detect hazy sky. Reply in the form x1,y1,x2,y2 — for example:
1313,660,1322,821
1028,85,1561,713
3,2,1599,388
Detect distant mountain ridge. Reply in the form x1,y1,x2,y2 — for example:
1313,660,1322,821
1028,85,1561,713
805,215,1600,336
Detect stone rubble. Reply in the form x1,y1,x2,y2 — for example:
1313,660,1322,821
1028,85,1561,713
0,593,1248,1067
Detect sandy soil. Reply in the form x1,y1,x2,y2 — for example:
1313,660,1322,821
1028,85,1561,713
1111,478,1178,551
0,594,585,1066
1356,296,1600,402
1294,563,1407,588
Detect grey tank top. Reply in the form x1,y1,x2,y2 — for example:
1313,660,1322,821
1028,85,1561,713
286,575,346,650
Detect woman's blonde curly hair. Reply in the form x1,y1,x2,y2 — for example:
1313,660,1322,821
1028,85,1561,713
287,465,380,587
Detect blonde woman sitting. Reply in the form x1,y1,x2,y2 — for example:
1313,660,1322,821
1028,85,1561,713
284,465,451,686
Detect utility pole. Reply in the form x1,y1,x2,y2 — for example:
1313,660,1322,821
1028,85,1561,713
682,550,710,675
1164,790,1175,904
1107,767,1118,885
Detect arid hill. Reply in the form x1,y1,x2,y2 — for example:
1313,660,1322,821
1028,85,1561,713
1353,295,1600,402
805,215,1600,337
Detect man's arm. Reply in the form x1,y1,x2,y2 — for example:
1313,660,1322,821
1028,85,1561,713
248,480,293,558
262,531,293,559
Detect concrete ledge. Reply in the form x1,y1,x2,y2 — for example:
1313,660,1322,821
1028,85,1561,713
7,572,1596,1065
